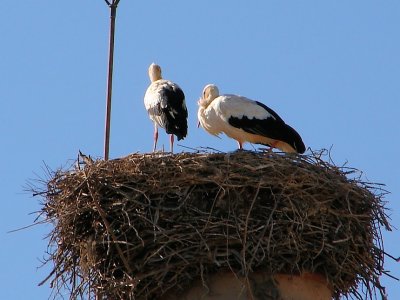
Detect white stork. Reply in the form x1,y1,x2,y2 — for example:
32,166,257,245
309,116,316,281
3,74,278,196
197,84,305,153
144,63,188,153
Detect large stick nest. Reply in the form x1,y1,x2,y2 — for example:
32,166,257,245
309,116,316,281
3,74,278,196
34,150,392,299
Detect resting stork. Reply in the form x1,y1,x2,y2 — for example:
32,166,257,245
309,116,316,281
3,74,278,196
197,84,305,153
144,63,188,153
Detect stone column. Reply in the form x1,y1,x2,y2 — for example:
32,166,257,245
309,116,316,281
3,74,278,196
160,272,332,300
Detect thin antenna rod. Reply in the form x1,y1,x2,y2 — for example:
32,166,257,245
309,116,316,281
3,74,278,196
103,0,121,160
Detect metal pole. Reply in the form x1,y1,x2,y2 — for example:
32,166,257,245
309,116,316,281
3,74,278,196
103,0,120,160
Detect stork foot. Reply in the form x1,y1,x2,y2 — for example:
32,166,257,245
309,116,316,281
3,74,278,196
259,143,278,155
153,126,159,152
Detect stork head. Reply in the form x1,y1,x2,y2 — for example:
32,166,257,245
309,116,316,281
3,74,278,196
198,84,219,107
148,63,162,82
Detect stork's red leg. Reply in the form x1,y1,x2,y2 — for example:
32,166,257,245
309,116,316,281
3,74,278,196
153,124,158,152
237,141,243,150
268,141,278,153
170,134,174,153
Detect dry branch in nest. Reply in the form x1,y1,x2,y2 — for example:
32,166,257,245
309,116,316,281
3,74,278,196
33,150,393,299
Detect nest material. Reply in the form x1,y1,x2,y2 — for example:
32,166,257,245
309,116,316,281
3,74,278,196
36,151,391,299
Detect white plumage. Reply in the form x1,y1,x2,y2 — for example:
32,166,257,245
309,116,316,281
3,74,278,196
144,63,188,153
198,84,305,153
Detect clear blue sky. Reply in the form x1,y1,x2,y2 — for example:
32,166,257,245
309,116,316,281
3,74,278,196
1,1,399,298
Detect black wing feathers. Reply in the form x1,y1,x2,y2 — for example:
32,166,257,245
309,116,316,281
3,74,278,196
151,84,188,140
255,101,285,123
228,102,305,153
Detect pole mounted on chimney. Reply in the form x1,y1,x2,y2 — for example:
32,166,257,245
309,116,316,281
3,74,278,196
103,0,121,160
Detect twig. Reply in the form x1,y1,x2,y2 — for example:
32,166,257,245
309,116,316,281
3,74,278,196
83,170,133,277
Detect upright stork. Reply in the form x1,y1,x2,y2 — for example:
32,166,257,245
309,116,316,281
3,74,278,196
197,84,305,153
144,63,188,153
